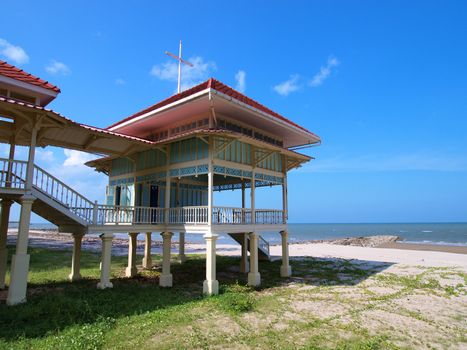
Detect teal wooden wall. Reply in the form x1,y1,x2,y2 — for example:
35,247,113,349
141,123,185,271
215,139,252,165
170,137,208,164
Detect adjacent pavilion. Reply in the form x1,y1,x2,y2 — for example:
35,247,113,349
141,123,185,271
0,60,320,305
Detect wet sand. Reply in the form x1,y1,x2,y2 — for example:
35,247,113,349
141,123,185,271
378,241,467,254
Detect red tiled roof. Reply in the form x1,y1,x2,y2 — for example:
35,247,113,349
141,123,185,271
0,60,60,93
107,78,317,138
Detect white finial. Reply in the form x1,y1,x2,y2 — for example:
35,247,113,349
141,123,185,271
165,40,194,93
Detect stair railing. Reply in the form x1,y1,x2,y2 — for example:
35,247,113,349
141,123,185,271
32,164,95,223
258,235,270,256
0,158,27,189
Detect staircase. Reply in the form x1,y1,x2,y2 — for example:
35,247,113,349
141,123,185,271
228,232,270,261
0,158,94,233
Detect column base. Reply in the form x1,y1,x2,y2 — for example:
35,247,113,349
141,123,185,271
142,257,152,269
6,253,30,305
125,266,138,277
203,279,219,295
159,274,173,287
280,265,292,277
68,273,82,282
97,281,113,289
247,272,261,287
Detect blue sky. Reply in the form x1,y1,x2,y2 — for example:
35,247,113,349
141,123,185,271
1,1,467,223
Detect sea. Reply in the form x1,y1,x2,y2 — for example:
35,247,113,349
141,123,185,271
20,222,467,246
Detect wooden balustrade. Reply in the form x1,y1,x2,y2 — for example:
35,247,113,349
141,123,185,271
0,158,27,189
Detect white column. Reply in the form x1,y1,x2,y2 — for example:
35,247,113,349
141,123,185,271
203,232,219,295
68,232,84,282
250,176,256,224
178,231,186,263
6,127,37,305
125,232,138,277
240,232,249,273
282,173,288,224
0,199,13,289
207,162,213,226
6,195,35,305
97,233,113,289
247,232,261,287
280,230,292,277
142,232,152,268
160,231,173,287
165,175,171,223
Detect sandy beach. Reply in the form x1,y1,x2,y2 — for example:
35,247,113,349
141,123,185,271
7,229,467,269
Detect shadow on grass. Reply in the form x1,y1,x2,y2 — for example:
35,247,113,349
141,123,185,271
0,245,392,342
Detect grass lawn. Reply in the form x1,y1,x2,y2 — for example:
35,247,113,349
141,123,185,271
0,245,466,349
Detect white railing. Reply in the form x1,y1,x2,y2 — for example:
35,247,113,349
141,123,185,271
255,209,284,225
96,205,165,225
32,164,95,223
0,158,27,189
212,207,252,224
167,206,209,224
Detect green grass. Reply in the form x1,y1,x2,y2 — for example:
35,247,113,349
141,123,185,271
0,245,465,349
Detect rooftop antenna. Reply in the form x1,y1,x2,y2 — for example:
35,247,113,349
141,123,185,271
165,40,194,93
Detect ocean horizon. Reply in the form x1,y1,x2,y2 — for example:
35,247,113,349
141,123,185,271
14,222,467,247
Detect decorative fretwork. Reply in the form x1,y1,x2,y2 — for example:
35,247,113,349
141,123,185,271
170,164,209,178
136,171,166,183
213,165,253,180
110,177,134,186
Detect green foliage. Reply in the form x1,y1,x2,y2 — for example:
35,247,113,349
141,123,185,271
218,282,256,314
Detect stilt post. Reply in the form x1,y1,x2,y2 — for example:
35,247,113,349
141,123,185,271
247,232,261,287
97,233,113,289
159,231,173,287
178,231,186,263
142,232,152,268
0,199,13,289
280,230,292,277
69,232,84,281
203,232,219,295
125,232,138,277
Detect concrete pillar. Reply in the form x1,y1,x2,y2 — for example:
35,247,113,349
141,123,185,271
240,232,249,273
178,232,186,263
247,232,261,287
0,199,13,289
68,232,84,282
282,173,288,224
159,231,173,287
6,195,35,305
280,230,292,277
125,232,138,277
203,232,219,295
142,232,152,268
97,233,113,289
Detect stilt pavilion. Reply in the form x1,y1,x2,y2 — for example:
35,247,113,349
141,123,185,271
0,60,320,305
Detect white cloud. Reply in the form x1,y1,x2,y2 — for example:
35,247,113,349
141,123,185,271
0,38,29,65
273,74,300,96
45,60,70,75
309,56,339,87
150,56,216,92
235,70,246,93
63,149,96,167
115,78,125,85
301,152,467,173
35,149,54,163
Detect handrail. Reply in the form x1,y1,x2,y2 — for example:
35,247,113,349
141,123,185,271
258,235,270,255
32,164,95,223
0,158,28,189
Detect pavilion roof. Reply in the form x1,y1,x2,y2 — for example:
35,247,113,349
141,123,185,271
0,60,61,93
106,78,318,139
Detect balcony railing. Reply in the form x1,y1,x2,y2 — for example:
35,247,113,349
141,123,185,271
94,205,284,226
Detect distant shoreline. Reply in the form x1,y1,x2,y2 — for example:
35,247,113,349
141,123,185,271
5,229,467,255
